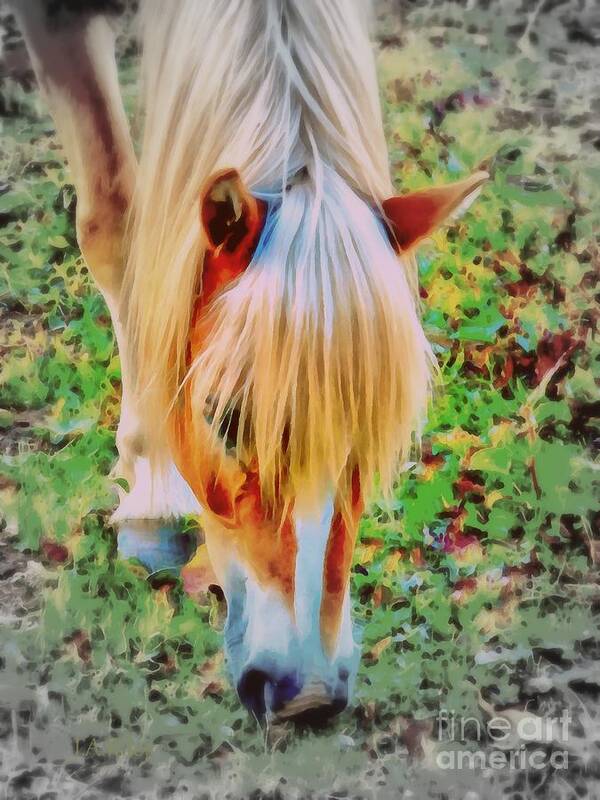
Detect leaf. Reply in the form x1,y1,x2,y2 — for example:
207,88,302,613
367,635,393,662
468,446,512,474
47,234,70,249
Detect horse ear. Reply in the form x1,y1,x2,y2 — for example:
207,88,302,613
200,168,265,252
383,170,489,252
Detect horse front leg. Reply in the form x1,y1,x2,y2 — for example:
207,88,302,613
10,1,135,298
11,1,200,570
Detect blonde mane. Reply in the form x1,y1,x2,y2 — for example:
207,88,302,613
124,0,433,506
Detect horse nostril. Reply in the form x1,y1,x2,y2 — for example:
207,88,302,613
237,668,269,717
268,672,303,711
338,666,349,682
237,668,302,717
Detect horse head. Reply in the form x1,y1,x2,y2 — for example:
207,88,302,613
169,167,486,720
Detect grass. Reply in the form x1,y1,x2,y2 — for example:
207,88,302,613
0,2,598,796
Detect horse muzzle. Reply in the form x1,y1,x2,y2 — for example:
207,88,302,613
223,565,359,722
236,663,351,722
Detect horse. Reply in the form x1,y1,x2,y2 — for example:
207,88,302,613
12,0,487,721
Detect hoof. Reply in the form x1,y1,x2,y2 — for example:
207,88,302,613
117,518,199,574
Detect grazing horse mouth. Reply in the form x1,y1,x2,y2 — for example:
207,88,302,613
237,668,348,723
274,683,347,724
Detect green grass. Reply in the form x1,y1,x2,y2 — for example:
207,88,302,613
1,3,598,793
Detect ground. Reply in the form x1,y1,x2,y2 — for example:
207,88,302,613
0,0,599,798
